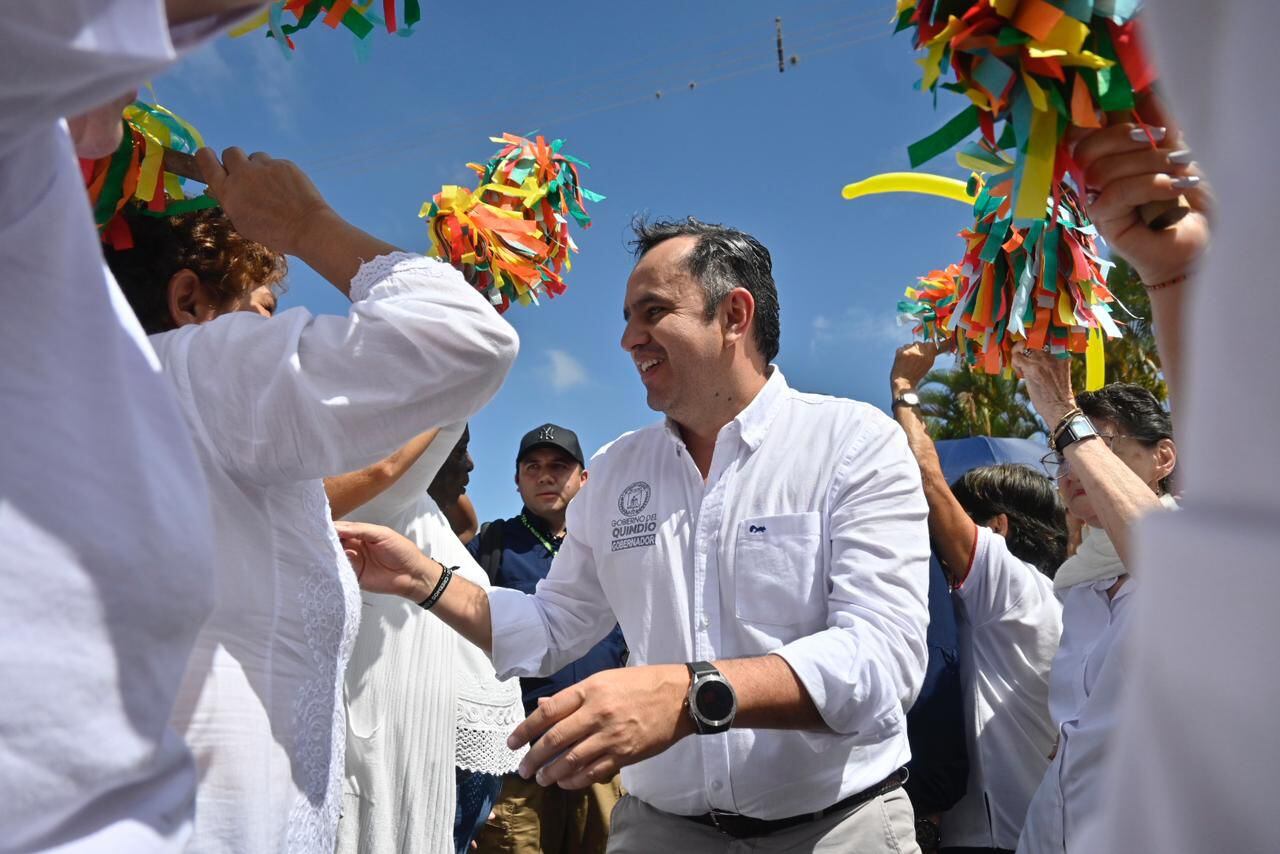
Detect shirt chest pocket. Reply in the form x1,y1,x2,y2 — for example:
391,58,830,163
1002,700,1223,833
732,512,824,627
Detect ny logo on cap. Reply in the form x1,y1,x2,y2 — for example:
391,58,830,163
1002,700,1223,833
537,426,557,442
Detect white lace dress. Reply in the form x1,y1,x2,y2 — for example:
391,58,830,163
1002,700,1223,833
152,254,518,853
338,422,525,854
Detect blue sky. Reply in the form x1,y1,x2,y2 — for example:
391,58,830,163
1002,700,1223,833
156,0,979,520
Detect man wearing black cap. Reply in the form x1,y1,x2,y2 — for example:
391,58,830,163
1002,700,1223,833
469,424,627,854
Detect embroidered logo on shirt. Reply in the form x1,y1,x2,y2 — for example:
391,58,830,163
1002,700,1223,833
749,524,767,533
617,481,652,517
611,482,656,551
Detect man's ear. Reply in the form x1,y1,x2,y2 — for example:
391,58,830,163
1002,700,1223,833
720,287,756,347
579,469,589,485
988,512,1010,538
167,269,218,328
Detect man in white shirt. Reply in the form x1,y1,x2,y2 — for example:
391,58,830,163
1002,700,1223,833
890,342,1064,853
0,3,259,852
341,218,931,851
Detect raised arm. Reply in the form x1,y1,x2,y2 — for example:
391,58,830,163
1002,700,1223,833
890,342,979,584
167,154,518,484
324,429,442,520
1013,350,1164,567
1070,100,1211,410
197,147,398,295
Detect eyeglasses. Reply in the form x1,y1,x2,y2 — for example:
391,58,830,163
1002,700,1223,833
1040,434,1137,480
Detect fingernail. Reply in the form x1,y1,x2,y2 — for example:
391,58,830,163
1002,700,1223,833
1167,149,1194,165
517,761,530,778
1130,126,1166,142
1171,175,1200,190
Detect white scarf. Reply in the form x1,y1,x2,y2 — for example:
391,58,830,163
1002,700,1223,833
1054,493,1178,591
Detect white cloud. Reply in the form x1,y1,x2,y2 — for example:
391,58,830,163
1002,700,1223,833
246,36,300,133
174,40,235,85
546,349,588,391
808,305,911,355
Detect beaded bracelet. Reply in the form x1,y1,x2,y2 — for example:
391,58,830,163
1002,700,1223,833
1143,272,1188,292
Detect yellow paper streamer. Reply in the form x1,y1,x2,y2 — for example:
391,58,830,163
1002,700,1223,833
1013,106,1058,223
1085,327,1106,390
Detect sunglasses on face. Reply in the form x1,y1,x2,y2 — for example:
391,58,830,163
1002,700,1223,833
1040,434,1137,480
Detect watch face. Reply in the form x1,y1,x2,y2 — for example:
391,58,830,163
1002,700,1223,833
902,392,920,406
694,678,736,723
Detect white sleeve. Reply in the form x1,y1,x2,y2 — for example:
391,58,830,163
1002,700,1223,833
166,253,518,485
773,415,932,736
488,478,618,679
0,1,250,156
955,526,1060,628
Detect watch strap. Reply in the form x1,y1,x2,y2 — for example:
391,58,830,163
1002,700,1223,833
687,660,717,680
1053,413,1098,453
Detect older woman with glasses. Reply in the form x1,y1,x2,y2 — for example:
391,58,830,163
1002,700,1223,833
1012,351,1176,854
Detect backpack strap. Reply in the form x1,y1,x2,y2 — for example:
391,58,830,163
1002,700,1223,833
476,518,506,584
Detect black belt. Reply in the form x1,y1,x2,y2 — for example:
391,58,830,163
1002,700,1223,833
682,767,908,839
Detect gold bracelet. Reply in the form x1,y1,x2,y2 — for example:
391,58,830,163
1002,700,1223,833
1050,407,1084,450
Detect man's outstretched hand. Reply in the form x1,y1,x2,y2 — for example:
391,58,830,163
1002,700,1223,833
334,520,435,602
508,664,695,790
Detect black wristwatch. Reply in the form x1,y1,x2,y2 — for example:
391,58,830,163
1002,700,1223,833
892,390,921,410
1053,412,1099,453
686,661,737,734
915,817,941,850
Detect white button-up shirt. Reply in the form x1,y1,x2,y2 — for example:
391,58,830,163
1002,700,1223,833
488,369,930,819
945,526,1061,849
1019,574,1135,854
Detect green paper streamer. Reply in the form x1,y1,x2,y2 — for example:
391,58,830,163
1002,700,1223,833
908,105,981,168
93,126,135,227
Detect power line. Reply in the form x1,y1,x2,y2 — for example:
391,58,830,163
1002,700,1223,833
307,21,888,175
294,6,889,166
325,28,887,178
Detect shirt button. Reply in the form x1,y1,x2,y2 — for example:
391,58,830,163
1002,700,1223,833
711,780,724,792
698,614,710,630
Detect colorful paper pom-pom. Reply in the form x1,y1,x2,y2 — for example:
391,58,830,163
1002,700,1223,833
896,0,1157,225
229,1,421,54
899,171,1121,381
419,133,603,313
81,101,217,250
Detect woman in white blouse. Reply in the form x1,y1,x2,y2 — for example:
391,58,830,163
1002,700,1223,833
102,148,518,853
1012,366,1176,854
327,425,526,854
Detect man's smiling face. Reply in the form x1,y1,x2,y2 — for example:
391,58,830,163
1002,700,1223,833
620,235,728,422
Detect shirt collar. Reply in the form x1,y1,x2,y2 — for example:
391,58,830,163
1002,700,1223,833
734,366,787,451
661,366,788,453
519,506,562,539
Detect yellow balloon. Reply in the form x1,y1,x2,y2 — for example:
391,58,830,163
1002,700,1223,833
840,172,975,205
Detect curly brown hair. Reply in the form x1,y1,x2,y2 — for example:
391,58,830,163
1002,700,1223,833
104,203,288,334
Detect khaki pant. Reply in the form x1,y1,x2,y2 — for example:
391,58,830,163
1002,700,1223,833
474,773,623,854
607,787,921,854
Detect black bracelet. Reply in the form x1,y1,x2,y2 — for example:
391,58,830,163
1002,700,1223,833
417,562,456,611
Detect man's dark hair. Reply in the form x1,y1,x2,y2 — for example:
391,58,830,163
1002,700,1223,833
629,216,781,363
950,463,1067,577
1076,383,1174,493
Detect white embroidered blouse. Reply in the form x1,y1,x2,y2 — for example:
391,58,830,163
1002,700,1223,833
153,253,518,853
